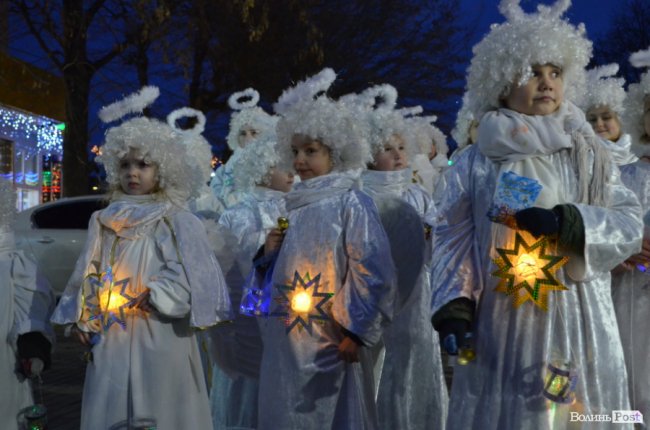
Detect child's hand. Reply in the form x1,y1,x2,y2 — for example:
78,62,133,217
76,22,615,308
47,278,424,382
264,228,285,256
337,336,360,363
130,288,153,312
73,325,94,346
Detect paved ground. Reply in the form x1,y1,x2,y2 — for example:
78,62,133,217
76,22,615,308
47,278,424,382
35,325,85,430
33,326,454,429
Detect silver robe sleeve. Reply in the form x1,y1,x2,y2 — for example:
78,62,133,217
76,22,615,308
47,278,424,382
165,211,233,328
3,232,55,346
331,191,397,346
430,146,486,316
570,164,643,281
51,211,103,325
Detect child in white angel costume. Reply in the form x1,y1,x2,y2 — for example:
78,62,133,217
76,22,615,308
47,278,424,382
611,46,650,425
210,137,294,430
429,1,642,429
209,88,278,213
254,69,397,430
349,84,448,430
581,63,638,166
51,87,232,430
0,179,55,430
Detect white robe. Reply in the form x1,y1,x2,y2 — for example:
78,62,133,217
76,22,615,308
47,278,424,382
613,159,650,421
51,196,231,430
256,172,397,430
431,144,642,429
210,187,285,430
361,169,448,430
0,231,54,430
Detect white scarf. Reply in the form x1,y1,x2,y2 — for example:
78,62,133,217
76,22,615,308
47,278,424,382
478,101,610,208
285,170,361,211
361,168,412,200
605,134,638,166
99,194,172,239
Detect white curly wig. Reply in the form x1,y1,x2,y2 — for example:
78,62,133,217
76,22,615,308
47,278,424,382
226,88,278,151
405,114,448,158
466,0,592,118
623,47,650,145
451,94,476,148
231,137,282,191
0,178,16,232
96,86,212,205
274,68,373,172
580,63,626,116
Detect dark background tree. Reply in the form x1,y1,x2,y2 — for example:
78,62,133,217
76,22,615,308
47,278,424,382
8,0,472,195
9,0,174,196
590,0,650,85
169,0,470,133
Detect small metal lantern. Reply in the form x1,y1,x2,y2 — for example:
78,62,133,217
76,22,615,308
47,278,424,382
543,362,578,404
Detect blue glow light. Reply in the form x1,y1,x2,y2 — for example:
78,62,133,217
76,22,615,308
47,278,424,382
0,106,63,154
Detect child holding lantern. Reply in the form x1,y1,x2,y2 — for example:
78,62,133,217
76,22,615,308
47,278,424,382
429,1,642,428
51,87,232,430
254,69,397,429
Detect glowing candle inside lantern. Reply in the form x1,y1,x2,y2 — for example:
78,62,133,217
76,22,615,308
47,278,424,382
515,253,538,281
99,290,130,312
291,291,312,313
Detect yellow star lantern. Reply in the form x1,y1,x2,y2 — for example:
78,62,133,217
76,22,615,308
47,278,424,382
272,271,334,334
492,231,569,310
82,263,136,331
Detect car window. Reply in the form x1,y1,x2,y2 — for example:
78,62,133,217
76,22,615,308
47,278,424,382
32,199,108,229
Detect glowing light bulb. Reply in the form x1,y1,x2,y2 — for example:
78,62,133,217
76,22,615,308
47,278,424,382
515,253,538,280
99,291,129,311
291,291,312,313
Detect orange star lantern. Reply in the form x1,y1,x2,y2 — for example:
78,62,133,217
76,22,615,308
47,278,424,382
492,232,569,310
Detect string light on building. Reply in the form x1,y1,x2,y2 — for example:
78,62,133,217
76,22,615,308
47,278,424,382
0,106,63,155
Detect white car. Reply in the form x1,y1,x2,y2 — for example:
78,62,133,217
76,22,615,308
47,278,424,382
14,195,107,296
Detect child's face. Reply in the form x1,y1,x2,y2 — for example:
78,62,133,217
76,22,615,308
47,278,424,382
119,148,158,195
238,125,259,148
267,168,294,193
372,134,408,171
586,106,621,142
503,64,564,116
291,135,333,180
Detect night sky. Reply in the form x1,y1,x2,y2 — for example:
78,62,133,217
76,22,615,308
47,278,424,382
7,0,627,152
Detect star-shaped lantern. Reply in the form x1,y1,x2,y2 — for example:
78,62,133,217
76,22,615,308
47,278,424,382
492,232,569,310
82,263,136,331
272,271,334,334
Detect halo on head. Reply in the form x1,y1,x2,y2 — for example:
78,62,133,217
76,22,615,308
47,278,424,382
228,88,261,110
98,86,160,124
